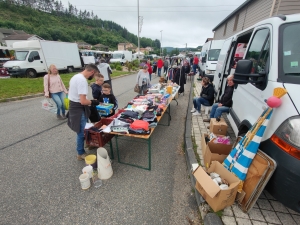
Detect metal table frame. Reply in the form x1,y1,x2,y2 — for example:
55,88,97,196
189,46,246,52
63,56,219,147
110,87,179,170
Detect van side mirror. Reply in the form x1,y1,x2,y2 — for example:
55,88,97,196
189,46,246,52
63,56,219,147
28,57,33,62
234,59,267,85
202,57,206,63
122,55,125,59
233,60,252,84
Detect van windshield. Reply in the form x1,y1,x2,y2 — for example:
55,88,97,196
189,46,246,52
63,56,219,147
15,51,28,61
207,49,221,61
112,53,123,59
282,22,300,77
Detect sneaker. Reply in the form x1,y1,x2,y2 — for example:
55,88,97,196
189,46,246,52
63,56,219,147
203,118,210,122
192,111,201,116
77,153,87,161
61,115,67,119
190,108,196,113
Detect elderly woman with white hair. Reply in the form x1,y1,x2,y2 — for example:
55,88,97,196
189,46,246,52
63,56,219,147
203,74,235,122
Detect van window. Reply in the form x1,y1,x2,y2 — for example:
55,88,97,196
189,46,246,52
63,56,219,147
208,49,221,61
245,28,270,88
15,51,28,61
28,51,40,61
279,22,300,84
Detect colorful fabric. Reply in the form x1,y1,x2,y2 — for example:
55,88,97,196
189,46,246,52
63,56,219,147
223,108,273,181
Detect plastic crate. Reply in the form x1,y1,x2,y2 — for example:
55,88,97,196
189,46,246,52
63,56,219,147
85,118,114,147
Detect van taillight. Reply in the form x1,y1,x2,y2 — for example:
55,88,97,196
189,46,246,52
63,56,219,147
271,134,300,160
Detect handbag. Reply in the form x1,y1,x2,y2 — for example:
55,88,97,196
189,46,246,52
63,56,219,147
134,84,140,93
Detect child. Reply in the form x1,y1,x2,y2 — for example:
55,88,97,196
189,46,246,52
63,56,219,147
89,73,104,122
98,83,118,117
91,73,104,100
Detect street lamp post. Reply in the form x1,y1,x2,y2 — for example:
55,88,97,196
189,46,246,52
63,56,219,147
160,30,163,57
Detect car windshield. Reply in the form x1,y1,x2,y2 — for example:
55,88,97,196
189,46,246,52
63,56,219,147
207,49,221,61
112,53,123,59
15,51,28,61
282,22,300,76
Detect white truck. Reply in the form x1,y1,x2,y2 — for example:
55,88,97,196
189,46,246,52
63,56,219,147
214,14,300,212
199,39,224,81
110,50,132,65
4,40,82,78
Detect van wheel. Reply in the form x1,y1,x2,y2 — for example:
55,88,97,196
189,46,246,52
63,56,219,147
67,66,74,73
26,69,37,78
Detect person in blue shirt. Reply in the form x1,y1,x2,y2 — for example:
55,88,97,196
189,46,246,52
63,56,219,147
98,83,118,117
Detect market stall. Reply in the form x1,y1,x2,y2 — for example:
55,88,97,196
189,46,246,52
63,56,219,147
84,83,180,170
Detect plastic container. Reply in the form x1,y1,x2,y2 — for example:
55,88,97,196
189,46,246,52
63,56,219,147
82,165,93,178
85,155,97,169
79,173,91,190
166,86,173,94
97,147,113,180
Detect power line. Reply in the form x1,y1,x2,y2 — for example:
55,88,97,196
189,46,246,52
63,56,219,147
76,5,239,8
87,10,234,13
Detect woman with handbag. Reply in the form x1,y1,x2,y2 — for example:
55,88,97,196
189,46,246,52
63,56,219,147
136,65,150,95
43,64,68,119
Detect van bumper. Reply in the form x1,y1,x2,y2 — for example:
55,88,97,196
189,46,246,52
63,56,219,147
7,68,27,77
260,139,300,212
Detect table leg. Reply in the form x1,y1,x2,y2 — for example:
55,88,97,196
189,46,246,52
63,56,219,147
115,135,120,163
109,139,114,160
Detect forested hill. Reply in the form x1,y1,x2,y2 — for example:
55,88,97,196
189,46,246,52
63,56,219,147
0,0,161,50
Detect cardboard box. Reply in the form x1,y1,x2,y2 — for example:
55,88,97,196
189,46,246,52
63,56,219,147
210,118,228,135
204,142,233,169
193,161,240,212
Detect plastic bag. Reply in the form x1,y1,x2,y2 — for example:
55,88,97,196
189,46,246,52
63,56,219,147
64,94,69,110
41,98,57,114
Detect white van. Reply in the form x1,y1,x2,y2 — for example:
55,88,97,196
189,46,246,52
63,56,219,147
214,13,300,212
199,40,224,81
110,50,132,65
4,40,82,78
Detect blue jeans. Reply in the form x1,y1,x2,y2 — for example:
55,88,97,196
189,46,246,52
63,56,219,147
192,64,197,74
210,103,230,118
76,112,87,155
193,97,211,112
149,73,152,81
51,92,65,116
158,68,162,77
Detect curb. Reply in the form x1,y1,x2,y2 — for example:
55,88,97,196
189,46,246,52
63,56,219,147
184,78,223,225
0,72,136,103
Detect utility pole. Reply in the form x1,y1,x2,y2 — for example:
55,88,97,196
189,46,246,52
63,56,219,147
137,0,140,61
160,30,163,57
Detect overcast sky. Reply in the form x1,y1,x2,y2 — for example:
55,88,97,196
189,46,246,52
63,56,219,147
60,0,247,48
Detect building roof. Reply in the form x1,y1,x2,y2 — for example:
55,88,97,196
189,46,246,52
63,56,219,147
0,28,27,35
77,42,91,46
212,0,252,31
94,43,109,48
3,34,42,40
205,38,213,43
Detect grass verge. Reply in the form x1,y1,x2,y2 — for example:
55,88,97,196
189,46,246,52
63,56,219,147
191,135,201,165
0,70,131,100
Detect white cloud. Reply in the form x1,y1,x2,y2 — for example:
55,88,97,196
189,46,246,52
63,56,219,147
60,0,247,48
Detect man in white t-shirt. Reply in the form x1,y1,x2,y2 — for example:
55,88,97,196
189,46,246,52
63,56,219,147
67,64,100,160
97,58,113,93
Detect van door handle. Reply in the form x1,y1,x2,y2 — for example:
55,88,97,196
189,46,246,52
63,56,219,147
40,61,43,63
218,73,221,78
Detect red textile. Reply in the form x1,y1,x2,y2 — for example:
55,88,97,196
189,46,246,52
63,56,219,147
130,120,149,131
157,59,164,68
147,62,152,74
193,56,199,65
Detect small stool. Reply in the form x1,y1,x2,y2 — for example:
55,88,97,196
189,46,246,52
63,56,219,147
201,105,212,115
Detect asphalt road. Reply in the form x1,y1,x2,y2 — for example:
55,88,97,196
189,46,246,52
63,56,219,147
0,73,201,224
